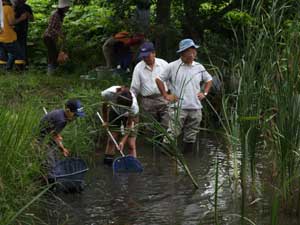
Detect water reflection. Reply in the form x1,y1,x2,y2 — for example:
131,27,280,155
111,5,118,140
36,134,299,225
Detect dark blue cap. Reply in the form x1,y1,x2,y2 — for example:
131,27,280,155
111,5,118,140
138,42,155,58
66,99,85,117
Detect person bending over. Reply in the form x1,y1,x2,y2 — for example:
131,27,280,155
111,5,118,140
38,99,85,174
101,86,139,165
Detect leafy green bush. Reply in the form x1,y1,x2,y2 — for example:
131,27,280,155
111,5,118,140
27,0,112,71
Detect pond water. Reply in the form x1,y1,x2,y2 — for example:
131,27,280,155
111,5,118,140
36,133,299,225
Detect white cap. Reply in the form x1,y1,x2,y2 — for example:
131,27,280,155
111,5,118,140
58,0,70,8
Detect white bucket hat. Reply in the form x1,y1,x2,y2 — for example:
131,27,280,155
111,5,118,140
176,39,199,53
58,0,70,8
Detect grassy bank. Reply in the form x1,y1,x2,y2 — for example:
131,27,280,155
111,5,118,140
0,70,121,224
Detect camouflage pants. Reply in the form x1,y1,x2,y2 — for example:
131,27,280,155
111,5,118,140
141,95,169,129
167,108,202,143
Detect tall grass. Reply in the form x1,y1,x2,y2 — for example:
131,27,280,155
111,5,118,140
140,112,200,189
220,0,300,222
0,107,44,224
0,72,117,224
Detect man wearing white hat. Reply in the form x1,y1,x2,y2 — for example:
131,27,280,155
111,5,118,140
156,38,213,153
43,0,70,75
58,0,70,8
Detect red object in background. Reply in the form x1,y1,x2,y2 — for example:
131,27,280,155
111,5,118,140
114,31,145,46
57,51,69,64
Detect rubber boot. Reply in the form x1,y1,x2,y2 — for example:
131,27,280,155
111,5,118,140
183,142,194,153
103,154,114,166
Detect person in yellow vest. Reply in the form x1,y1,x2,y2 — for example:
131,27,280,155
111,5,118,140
0,0,26,71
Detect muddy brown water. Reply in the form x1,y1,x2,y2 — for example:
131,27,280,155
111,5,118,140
36,133,299,225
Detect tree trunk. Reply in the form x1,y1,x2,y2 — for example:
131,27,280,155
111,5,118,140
134,0,151,33
182,0,203,41
155,0,171,60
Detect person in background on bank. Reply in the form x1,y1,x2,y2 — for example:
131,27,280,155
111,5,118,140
155,38,213,153
0,0,25,71
38,99,85,175
14,0,33,66
102,31,144,72
130,41,169,133
43,0,70,75
101,86,139,166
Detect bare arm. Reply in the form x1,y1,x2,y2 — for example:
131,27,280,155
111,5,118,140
52,133,69,156
197,80,213,100
156,78,167,98
204,80,213,94
155,78,178,102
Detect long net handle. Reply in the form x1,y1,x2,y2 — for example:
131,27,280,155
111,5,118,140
96,112,125,156
43,107,48,115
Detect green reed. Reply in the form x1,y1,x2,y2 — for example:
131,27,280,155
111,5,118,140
0,71,110,224
140,112,199,189
220,0,300,223
0,107,44,224
214,153,219,225
271,25,300,207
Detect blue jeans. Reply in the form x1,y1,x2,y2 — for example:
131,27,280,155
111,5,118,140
119,51,132,70
0,41,25,70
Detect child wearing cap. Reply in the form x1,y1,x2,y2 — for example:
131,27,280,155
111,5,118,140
101,86,139,165
38,99,85,175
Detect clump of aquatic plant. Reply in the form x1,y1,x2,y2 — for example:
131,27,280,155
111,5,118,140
220,0,300,223
139,106,199,189
0,106,45,224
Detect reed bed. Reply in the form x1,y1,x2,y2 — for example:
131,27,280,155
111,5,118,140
0,107,43,224
218,0,300,223
0,73,108,224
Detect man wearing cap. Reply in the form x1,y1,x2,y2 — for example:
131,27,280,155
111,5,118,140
155,38,213,152
130,41,169,131
43,0,70,75
38,99,85,174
